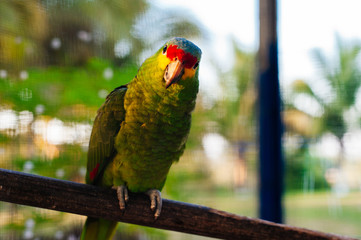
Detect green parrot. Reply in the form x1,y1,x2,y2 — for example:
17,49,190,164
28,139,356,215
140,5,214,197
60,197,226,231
81,37,201,239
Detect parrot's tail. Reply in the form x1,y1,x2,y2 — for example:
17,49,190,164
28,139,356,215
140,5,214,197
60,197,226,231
80,217,118,240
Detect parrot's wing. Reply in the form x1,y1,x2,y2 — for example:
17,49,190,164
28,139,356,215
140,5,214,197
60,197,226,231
86,85,127,185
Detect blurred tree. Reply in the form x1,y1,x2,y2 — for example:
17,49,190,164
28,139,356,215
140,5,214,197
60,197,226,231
41,0,203,66
41,0,147,66
291,36,361,167
0,0,48,70
216,41,256,142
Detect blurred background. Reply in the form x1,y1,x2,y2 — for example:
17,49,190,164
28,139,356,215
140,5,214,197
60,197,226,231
1,0,361,239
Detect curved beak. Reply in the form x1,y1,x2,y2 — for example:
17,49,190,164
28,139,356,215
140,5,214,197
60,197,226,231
164,59,185,88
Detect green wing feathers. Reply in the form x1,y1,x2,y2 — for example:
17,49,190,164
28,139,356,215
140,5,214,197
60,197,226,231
82,86,127,240
86,86,127,185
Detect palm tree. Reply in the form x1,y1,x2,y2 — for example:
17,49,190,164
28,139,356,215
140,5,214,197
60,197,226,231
291,36,361,167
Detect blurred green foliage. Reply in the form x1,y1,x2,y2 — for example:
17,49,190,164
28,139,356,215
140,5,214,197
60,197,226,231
285,141,329,191
0,58,136,121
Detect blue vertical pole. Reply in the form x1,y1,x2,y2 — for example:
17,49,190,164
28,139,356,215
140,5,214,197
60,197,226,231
258,0,284,223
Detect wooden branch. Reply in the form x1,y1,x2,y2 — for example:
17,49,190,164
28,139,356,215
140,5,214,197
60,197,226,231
0,169,355,240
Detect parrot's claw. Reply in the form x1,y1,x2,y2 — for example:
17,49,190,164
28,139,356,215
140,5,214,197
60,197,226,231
146,189,162,219
113,185,129,211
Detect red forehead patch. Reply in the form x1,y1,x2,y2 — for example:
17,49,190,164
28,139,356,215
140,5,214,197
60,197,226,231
166,45,198,68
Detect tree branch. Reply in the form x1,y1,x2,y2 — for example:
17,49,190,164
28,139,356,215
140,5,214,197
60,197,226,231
0,168,354,239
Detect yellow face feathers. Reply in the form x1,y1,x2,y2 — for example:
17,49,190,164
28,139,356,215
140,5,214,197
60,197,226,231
182,67,197,80
157,52,171,71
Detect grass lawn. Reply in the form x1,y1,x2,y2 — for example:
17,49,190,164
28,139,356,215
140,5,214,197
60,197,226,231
285,191,361,238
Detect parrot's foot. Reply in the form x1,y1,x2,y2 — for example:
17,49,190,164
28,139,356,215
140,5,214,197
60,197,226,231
112,185,129,211
146,189,162,219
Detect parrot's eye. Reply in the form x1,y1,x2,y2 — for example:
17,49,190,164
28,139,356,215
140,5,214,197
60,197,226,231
193,61,199,69
162,45,168,54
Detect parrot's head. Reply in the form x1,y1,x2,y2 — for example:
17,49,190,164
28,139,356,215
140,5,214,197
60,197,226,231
157,37,202,89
